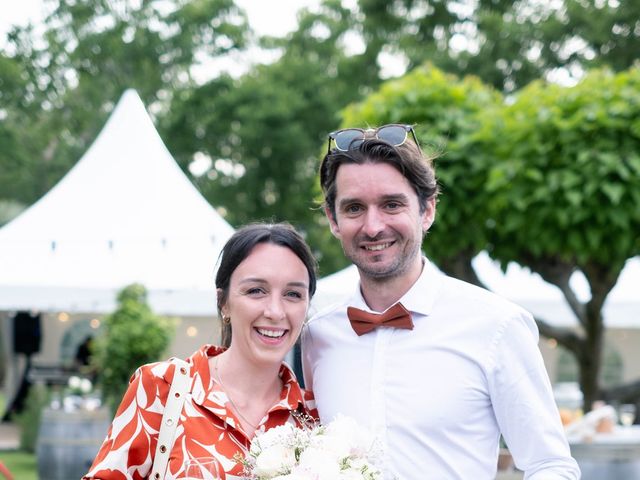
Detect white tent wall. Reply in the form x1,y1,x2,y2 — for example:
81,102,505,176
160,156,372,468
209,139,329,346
0,90,234,410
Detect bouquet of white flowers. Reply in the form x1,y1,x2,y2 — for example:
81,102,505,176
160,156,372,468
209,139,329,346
238,414,382,480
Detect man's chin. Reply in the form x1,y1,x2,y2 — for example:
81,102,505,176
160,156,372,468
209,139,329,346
353,260,402,280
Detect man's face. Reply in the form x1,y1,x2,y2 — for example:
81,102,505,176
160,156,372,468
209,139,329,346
326,162,435,281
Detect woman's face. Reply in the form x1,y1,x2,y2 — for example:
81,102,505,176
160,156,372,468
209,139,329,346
220,242,310,366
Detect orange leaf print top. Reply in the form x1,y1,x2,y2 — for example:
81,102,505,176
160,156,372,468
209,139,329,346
84,345,317,479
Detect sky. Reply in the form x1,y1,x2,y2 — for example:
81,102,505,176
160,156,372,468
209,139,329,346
0,0,327,80
0,0,321,44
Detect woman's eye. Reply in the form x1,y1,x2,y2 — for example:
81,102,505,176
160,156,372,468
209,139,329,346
246,287,265,295
286,291,303,299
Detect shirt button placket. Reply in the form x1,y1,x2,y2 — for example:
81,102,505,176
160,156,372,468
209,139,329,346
370,328,391,472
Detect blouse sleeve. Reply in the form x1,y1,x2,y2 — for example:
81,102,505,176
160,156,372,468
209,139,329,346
83,363,171,480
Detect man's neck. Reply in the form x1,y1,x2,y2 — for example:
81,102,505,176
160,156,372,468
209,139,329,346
359,257,424,312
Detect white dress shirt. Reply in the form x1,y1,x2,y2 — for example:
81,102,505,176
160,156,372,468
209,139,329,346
302,259,580,479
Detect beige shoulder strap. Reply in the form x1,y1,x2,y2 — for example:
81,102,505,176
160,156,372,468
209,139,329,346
149,358,190,480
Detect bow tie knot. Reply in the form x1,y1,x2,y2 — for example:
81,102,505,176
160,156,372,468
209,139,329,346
347,302,414,336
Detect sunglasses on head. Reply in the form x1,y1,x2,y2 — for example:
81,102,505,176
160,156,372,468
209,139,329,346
327,124,420,154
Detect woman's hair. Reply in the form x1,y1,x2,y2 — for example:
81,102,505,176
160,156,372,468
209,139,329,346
215,222,317,347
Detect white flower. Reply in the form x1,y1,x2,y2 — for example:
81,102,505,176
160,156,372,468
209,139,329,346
254,444,296,476
297,447,341,479
80,378,93,394
323,414,375,457
68,376,82,389
243,415,382,480
271,473,314,480
253,423,298,452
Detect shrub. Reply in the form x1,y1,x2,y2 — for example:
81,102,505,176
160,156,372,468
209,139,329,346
13,383,51,452
92,284,175,412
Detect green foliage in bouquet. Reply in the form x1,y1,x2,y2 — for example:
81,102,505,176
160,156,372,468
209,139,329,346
93,284,175,412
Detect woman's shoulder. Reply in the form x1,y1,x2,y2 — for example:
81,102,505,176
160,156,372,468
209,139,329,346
130,344,213,385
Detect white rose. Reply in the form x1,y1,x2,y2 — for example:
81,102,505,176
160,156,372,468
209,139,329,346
297,446,341,480
254,444,296,476
324,415,374,456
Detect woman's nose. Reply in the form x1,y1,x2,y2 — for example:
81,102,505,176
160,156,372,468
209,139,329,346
264,296,285,320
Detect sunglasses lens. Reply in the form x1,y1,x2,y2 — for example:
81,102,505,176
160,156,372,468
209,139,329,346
334,129,365,151
377,125,408,146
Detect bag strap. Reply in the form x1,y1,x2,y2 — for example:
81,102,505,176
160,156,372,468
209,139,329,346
150,358,190,480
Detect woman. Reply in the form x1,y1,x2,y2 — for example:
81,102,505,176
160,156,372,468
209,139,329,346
84,223,318,479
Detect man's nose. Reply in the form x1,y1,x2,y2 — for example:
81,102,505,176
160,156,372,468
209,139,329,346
362,209,385,238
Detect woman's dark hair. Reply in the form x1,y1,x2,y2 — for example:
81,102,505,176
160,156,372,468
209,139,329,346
215,222,317,347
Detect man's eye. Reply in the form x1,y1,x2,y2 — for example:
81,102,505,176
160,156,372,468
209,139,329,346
346,204,362,213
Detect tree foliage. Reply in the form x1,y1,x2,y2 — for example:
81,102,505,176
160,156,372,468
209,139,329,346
356,0,640,91
92,284,174,412
336,64,640,409
340,64,502,281
161,0,380,274
0,0,248,208
479,68,640,408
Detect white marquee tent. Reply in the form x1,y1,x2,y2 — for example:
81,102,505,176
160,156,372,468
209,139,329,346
0,89,234,317
0,89,235,410
312,252,640,328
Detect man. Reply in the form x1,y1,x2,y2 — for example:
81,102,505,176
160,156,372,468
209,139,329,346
302,124,580,479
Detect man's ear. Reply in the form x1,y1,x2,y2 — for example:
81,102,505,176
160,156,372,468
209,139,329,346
421,197,437,232
324,206,341,239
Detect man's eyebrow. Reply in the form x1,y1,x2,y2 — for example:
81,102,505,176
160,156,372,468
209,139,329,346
338,193,409,209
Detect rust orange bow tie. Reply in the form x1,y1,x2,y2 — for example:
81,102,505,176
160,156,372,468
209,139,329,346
347,302,414,336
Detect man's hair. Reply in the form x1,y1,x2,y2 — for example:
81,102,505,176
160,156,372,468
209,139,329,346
319,137,439,220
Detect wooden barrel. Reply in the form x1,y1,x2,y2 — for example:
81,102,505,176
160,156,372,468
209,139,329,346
36,407,111,480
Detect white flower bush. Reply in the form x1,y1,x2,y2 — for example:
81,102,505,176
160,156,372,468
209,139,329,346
240,415,382,480
67,375,93,395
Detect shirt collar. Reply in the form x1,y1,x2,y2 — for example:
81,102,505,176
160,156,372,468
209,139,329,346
184,344,306,428
346,256,443,318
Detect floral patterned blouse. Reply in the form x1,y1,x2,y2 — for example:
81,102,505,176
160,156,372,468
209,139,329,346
84,345,317,480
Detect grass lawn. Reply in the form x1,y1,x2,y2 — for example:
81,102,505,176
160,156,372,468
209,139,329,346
0,450,37,480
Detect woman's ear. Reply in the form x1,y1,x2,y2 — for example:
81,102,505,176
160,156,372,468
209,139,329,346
216,288,227,316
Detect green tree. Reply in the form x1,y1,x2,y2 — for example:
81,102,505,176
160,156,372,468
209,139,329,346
0,0,248,208
356,0,640,92
480,68,640,409
162,0,380,274
335,64,640,410
93,284,174,412
341,63,502,281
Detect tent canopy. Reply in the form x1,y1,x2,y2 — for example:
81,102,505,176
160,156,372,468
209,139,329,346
0,89,234,316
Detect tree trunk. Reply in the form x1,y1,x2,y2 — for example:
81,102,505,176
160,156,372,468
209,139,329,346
578,302,604,411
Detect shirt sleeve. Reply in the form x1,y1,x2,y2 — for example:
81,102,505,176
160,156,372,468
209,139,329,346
83,364,169,480
301,325,315,392
487,312,580,479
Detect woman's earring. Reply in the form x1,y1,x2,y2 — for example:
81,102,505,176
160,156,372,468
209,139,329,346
222,315,231,325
